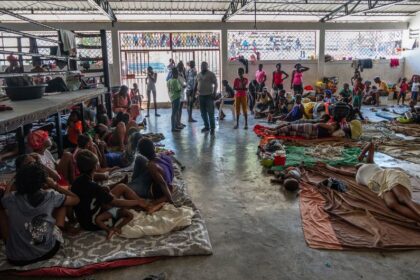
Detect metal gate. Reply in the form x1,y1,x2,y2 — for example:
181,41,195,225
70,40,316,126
121,51,149,93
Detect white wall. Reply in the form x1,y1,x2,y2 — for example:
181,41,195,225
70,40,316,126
404,13,420,78
225,59,404,92
225,60,318,91
325,60,404,88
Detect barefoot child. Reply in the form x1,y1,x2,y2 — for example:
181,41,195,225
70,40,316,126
233,67,249,129
72,149,155,232
95,204,133,239
398,78,409,106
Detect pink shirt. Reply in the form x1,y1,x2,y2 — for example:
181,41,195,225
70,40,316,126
293,71,303,85
255,70,266,84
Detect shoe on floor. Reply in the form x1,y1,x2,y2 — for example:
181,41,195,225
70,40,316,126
145,114,150,117
201,127,210,133
210,129,215,135
188,118,197,122
172,128,181,132
155,113,161,117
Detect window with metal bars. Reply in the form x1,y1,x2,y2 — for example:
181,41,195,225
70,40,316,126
325,30,403,60
227,30,317,61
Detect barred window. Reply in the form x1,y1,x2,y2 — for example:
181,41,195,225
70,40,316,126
172,32,220,49
120,32,171,50
325,30,403,60
227,30,317,61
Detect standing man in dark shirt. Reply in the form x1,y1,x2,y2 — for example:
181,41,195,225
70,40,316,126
194,61,218,135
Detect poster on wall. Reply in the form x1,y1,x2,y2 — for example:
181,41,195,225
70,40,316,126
227,30,317,61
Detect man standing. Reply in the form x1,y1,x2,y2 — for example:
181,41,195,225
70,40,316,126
186,60,197,122
194,61,218,135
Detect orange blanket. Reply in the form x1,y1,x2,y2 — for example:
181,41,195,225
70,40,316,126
300,167,420,250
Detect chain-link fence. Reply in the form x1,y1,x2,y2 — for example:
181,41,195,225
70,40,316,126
120,32,171,50
228,30,317,61
0,30,113,67
325,30,403,60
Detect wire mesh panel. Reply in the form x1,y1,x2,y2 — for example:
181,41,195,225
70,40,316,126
76,31,113,64
325,30,403,60
227,30,317,61
120,32,171,50
172,32,220,49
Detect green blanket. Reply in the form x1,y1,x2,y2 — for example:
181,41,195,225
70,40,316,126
271,146,361,171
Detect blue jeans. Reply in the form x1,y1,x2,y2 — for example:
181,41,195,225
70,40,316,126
199,95,215,129
171,98,180,130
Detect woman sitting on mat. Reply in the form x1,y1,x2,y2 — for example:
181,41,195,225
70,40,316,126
317,142,420,222
0,163,79,266
28,130,75,185
129,138,174,204
264,121,339,139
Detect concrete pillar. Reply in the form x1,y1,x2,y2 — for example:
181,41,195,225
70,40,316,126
110,26,121,86
318,24,326,80
221,26,228,82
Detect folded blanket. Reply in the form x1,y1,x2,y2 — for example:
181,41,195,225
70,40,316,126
120,204,195,239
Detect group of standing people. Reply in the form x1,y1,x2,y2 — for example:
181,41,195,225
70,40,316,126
228,63,310,130
166,59,218,134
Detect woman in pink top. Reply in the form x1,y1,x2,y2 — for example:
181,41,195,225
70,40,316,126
255,64,267,93
291,63,309,95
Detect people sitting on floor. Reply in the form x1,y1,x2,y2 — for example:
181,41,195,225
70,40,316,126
113,85,140,121
339,83,352,104
318,142,420,222
96,104,110,126
71,149,160,233
0,163,79,266
248,79,259,113
65,110,85,148
312,94,326,121
374,77,389,106
215,80,235,120
28,130,74,185
363,85,378,105
323,90,336,104
129,138,174,204
264,121,339,139
254,87,274,119
284,94,305,122
267,96,289,123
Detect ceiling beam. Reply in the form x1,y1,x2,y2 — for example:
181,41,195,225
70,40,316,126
320,0,410,22
86,0,117,22
222,0,255,22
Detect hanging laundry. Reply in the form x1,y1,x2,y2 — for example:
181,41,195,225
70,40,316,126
390,58,400,68
59,29,76,53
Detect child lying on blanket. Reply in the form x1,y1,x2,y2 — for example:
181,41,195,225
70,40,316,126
271,164,304,191
0,163,79,266
72,150,162,233
316,142,420,222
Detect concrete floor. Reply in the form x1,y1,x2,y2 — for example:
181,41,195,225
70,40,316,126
9,108,420,280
